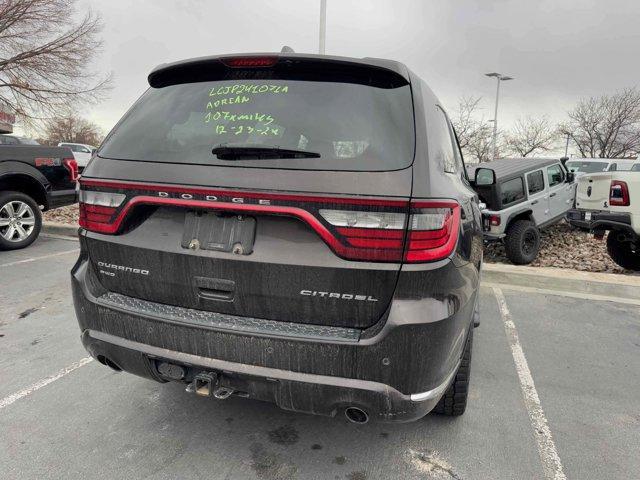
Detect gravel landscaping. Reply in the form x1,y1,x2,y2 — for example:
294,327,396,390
44,204,79,225
484,220,630,274
44,205,631,274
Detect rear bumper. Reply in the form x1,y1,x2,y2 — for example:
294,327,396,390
566,209,635,236
81,329,457,422
71,255,477,422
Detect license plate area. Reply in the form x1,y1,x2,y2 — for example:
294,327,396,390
584,212,592,221
181,211,256,254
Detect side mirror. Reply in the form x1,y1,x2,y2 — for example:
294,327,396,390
475,168,495,186
566,172,575,183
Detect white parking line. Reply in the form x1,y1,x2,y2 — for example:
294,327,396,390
0,357,93,410
0,248,79,268
484,281,640,307
493,287,567,480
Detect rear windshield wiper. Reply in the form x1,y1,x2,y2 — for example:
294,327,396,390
211,145,320,160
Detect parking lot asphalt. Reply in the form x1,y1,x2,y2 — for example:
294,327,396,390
1,235,638,480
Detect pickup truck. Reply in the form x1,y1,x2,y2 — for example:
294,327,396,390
567,171,640,270
0,145,78,250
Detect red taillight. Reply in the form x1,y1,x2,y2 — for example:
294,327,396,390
319,209,407,261
405,202,460,263
321,201,460,263
610,180,630,206
63,158,78,182
222,56,278,68
78,188,126,231
79,204,117,231
489,214,501,226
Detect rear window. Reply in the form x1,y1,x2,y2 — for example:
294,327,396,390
99,79,415,171
0,135,18,145
566,161,608,173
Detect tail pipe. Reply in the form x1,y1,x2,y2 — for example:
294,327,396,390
344,407,369,424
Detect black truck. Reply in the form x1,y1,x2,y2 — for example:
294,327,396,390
0,141,78,250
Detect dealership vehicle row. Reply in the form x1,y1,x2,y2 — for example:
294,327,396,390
1,236,638,479
1,51,638,438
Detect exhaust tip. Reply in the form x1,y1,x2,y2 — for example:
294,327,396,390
96,355,122,372
345,407,369,424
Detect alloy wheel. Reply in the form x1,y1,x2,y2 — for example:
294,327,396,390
0,200,36,242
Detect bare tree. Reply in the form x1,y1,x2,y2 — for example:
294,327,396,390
466,123,497,163
451,96,483,152
505,116,557,157
450,96,497,163
559,88,640,158
0,0,110,125
41,112,102,145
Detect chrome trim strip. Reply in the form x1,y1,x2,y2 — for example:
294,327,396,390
410,359,461,402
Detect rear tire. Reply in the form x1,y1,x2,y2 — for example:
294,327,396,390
0,191,42,251
606,233,640,271
433,328,473,416
504,219,540,265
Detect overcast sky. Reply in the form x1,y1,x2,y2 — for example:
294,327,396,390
79,0,640,149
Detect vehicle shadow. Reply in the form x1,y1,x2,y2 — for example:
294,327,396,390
145,380,468,479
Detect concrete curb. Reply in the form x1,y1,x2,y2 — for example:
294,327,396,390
483,262,640,302
42,222,78,238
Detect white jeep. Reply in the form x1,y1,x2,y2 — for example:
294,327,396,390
469,158,576,265
567,170,640,270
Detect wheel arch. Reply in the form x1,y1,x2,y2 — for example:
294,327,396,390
505,209,534,230
0,173,49,210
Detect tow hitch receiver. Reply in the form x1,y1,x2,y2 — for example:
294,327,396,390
193,372,216,397
187,372,235,399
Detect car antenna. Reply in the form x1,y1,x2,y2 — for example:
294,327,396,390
280,46,295,53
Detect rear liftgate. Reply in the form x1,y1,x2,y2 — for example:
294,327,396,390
79,179,461,403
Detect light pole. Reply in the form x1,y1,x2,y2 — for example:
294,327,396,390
485,72,513,160
319,0,327,54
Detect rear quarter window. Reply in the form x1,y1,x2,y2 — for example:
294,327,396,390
500,177,525,206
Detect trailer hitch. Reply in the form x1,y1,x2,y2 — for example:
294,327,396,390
186,371,235,399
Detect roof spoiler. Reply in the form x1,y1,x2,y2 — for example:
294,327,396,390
148,53,410,89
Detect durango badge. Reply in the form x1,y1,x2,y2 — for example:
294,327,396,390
97,261,149,275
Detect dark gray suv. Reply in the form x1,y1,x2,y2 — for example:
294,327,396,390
71,53,483,423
